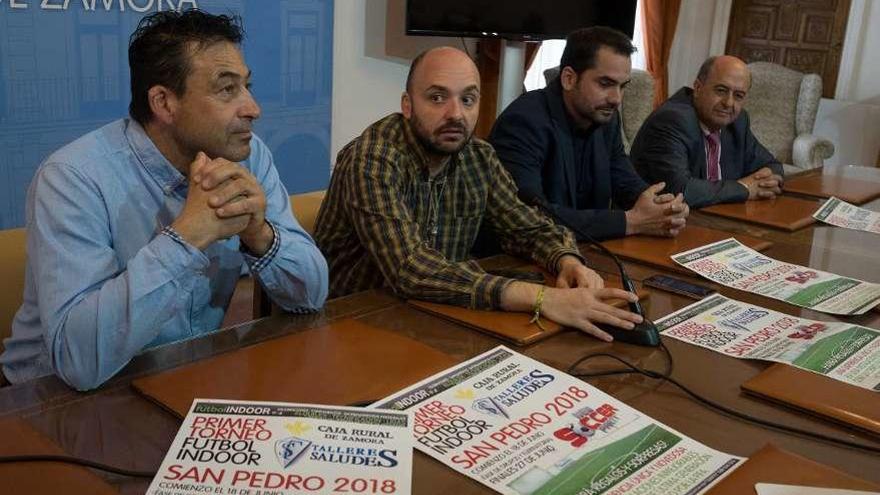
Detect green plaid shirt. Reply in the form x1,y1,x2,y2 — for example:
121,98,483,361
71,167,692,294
314,113,581,309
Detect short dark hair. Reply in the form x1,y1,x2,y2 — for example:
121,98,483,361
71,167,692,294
128,9,244,125
559,26,636,76
696,56,719,82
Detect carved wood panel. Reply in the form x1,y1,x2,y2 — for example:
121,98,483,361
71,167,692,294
726,0,851,97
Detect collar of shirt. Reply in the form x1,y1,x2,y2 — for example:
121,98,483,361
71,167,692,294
699,121,716,137
124,119,188,197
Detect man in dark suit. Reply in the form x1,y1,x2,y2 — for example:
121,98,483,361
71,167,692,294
630,55,784,208
488,27,688,241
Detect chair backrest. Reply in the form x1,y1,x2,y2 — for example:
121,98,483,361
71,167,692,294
0,228,27,357
224,191,326,328
249,190,326,320
744,61,822,164
619,69,655,153
289,190,326,235
542,67,654,152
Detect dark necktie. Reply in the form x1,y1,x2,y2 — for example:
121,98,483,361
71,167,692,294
706,131,721,182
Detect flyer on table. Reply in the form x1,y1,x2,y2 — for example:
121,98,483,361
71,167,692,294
813,197,880,235
146,399,412,495
658,294,880,391
372,346,742,495
672,238,880,315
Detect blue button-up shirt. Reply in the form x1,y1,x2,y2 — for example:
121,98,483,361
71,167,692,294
1,119,329,390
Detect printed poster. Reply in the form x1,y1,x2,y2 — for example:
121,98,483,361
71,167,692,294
658,294,880,391
372,346,742,495
813,197,880,235
672,238,880,315
147,399,413,495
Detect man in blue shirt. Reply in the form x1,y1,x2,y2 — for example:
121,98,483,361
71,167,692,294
0,10,329,390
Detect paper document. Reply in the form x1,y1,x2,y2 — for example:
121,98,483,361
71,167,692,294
813,197,880,234
146,399,413,495
372,346,742,495
672,238,880,315
658,294,880,391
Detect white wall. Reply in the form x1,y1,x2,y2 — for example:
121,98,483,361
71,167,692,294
331,0,409,162
815,0,880,167
840,0,880,104
814,100,880,166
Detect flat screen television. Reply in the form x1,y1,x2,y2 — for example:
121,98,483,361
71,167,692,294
406,0,637,41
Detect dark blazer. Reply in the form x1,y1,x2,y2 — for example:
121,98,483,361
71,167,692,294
630,87,783,208
488,81,648,240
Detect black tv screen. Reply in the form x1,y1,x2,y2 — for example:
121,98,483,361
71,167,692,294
406,0,637,40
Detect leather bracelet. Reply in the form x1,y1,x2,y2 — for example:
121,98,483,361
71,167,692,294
528,285,548,331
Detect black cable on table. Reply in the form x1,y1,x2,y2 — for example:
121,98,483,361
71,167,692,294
4,344,875,477
0,454,156,478
568,340,880,454
0,397,383,476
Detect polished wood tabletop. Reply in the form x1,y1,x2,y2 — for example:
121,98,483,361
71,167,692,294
691,166,880,255
2,166,880,494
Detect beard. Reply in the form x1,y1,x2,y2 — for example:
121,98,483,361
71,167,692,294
574,102,616,128
587,105,616,124
566,102,617,133
409,113,473,157
563,85,618,130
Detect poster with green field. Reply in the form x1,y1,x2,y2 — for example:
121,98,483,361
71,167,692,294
373,347,742,495
659,294,880,391
672,238,880,315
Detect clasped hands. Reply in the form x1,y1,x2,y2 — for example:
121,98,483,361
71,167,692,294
626,182,689,237
738,167,783,200
171,152,273,254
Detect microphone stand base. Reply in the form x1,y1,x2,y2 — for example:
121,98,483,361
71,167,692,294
601,320,661,347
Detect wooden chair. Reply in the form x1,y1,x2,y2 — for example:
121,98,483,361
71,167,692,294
249,190,327,319
289,190,325,235
0,228,27,386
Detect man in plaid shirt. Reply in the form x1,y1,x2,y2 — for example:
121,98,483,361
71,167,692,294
315,47,642,341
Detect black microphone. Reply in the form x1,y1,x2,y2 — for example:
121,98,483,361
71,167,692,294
521,192,660,347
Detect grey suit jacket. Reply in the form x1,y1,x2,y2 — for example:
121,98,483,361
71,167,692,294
630,87,783,208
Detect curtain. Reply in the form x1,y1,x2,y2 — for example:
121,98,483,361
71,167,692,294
642,0,682,108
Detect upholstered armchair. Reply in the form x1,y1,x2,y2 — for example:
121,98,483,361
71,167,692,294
743,61,835,175
542,67,655,153
618,69,654,153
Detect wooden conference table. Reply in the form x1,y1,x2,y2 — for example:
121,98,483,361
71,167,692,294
2,166,880,494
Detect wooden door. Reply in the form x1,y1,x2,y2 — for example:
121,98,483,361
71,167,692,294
725,0,851,98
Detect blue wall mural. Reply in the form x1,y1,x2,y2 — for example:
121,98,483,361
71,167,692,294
0,0,333,229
